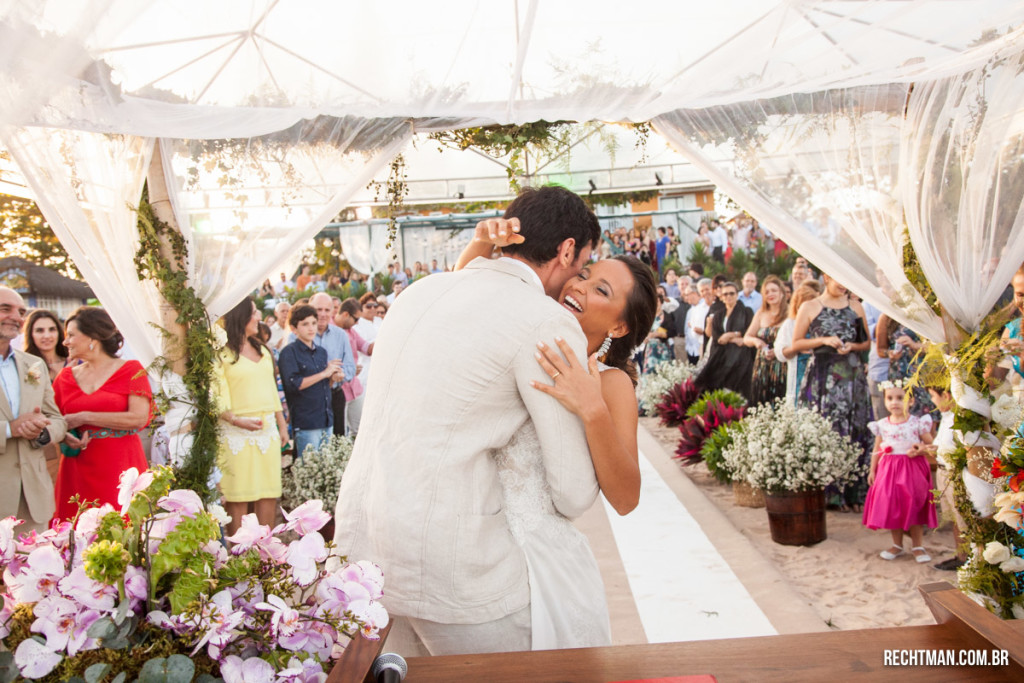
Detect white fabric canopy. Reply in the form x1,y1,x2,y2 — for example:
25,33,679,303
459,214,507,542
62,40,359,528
2,0,1024,355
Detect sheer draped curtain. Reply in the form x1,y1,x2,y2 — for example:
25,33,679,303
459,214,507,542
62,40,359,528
654,87,947,342
1,128,165,360
654,38,1024,342
2,120,411,365
158,117,412,319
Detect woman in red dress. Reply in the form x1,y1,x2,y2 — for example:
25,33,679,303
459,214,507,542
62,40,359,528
52,307,152,521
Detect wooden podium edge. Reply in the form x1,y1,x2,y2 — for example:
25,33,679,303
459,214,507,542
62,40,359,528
919,581,1024,667
326,622,392,683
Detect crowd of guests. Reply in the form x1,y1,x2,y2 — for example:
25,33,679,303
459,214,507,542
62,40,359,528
636,252,1014,570
6,210,1022,579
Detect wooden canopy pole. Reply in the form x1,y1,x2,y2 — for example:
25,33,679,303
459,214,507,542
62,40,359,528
146,141,188,377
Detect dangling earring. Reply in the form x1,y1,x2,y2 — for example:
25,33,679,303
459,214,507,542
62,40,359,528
89,341,94,351
597,334,613,359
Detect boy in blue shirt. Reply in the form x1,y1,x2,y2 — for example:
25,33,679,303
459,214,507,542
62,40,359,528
278,304,342,457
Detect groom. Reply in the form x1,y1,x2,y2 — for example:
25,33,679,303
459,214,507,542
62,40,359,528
333,186,601,655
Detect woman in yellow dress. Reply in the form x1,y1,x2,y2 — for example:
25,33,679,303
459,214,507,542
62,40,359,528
214,296,289,535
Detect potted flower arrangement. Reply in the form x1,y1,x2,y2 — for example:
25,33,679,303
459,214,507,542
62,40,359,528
0,466,387,682
637,360,696,416
282,434,354,537
723,399,864,545
674,389,746,465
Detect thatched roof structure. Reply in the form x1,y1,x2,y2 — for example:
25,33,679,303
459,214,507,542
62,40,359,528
0,256,94,300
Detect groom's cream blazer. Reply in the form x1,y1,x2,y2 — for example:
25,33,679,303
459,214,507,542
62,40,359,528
333,257,598,625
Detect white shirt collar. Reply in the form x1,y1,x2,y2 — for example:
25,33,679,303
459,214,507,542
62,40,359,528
498,256,543,290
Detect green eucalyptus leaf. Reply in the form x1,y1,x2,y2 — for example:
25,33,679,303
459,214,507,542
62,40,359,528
87,617,118,639
85,662,111,683
0,651,18,683
111,672,127,683
114,596,133,624
165,655,195,682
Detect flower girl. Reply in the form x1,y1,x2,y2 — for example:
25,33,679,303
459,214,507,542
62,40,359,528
863,380,937,562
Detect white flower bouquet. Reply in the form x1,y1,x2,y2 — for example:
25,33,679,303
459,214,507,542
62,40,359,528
723,399,864,493
0,466,386,682
282,434,353,512
637,360,696,415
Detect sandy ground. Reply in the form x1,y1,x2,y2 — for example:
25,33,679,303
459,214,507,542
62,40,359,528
640,417,959,632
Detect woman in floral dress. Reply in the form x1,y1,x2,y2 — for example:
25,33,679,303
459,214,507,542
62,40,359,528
743,275,788,406
789,274,874,508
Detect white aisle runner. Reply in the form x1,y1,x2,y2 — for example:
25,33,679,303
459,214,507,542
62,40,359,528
603,448,777,643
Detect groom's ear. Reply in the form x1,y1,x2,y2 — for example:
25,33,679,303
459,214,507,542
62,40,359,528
556,238,576,267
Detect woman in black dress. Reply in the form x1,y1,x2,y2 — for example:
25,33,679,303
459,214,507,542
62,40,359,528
695,281,755,401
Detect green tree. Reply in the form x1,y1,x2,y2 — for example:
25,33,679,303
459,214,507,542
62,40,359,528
0,194,81,278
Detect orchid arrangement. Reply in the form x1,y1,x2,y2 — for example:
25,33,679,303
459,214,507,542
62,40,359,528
0,466,387,682
637,360,696,416
723,399,863,494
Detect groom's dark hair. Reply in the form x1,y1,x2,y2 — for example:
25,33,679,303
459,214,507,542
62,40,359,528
501,186,600,265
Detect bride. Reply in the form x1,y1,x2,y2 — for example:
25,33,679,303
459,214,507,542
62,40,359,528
457,219,657,649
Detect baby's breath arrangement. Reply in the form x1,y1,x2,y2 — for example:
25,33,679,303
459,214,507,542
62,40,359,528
282,435,354,512
638,360,696,415
724,399,864,493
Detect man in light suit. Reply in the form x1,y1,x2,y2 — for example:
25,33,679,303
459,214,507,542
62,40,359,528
0,287,66,532
333,187,601,656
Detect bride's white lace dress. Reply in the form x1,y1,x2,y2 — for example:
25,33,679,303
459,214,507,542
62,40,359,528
495,423,612,650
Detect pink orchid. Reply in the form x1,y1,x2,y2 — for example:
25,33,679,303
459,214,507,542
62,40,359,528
7,545,65,603
117,467,156,514
337,561,384,601
0,593,13,639
190,589,245,660
30,595,102,656
285,533,327,586
14,636,63,679
0,516,22,566
58,566,116,612
281,500,331,536
254,594,327,653
277,656,327,683
220,655,276,683
157,489,204,517
225,514,287,563
124,565,148,608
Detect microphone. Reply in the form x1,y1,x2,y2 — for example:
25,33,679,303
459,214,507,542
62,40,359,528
371,652,408,683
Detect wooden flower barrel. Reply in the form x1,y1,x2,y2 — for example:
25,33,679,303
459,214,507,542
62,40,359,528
765,489,826,545
732,480,765,508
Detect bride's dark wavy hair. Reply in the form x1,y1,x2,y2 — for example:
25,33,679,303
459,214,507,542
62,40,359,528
602,255,658,386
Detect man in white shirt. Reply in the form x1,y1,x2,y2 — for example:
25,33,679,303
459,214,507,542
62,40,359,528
273,272,293,296
386,280,404,305
346,293,382,435
684,278,713,363
708,220,728,263
268,301,291,351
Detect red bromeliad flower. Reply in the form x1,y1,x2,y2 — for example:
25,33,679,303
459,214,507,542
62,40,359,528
674,400,746,465
655,380,699,427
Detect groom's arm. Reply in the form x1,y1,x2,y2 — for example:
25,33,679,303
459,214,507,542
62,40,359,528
514,315,599,519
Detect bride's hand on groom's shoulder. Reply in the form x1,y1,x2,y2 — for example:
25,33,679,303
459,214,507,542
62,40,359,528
532,337,605,420
473,217,525,248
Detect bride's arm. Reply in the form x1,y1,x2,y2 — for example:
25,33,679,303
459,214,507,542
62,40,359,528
533,340,640,515
454,217,524,270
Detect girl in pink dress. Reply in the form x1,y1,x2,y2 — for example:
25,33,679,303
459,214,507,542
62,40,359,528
863,381,937,563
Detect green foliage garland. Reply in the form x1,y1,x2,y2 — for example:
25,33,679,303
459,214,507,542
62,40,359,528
134,195,220,501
